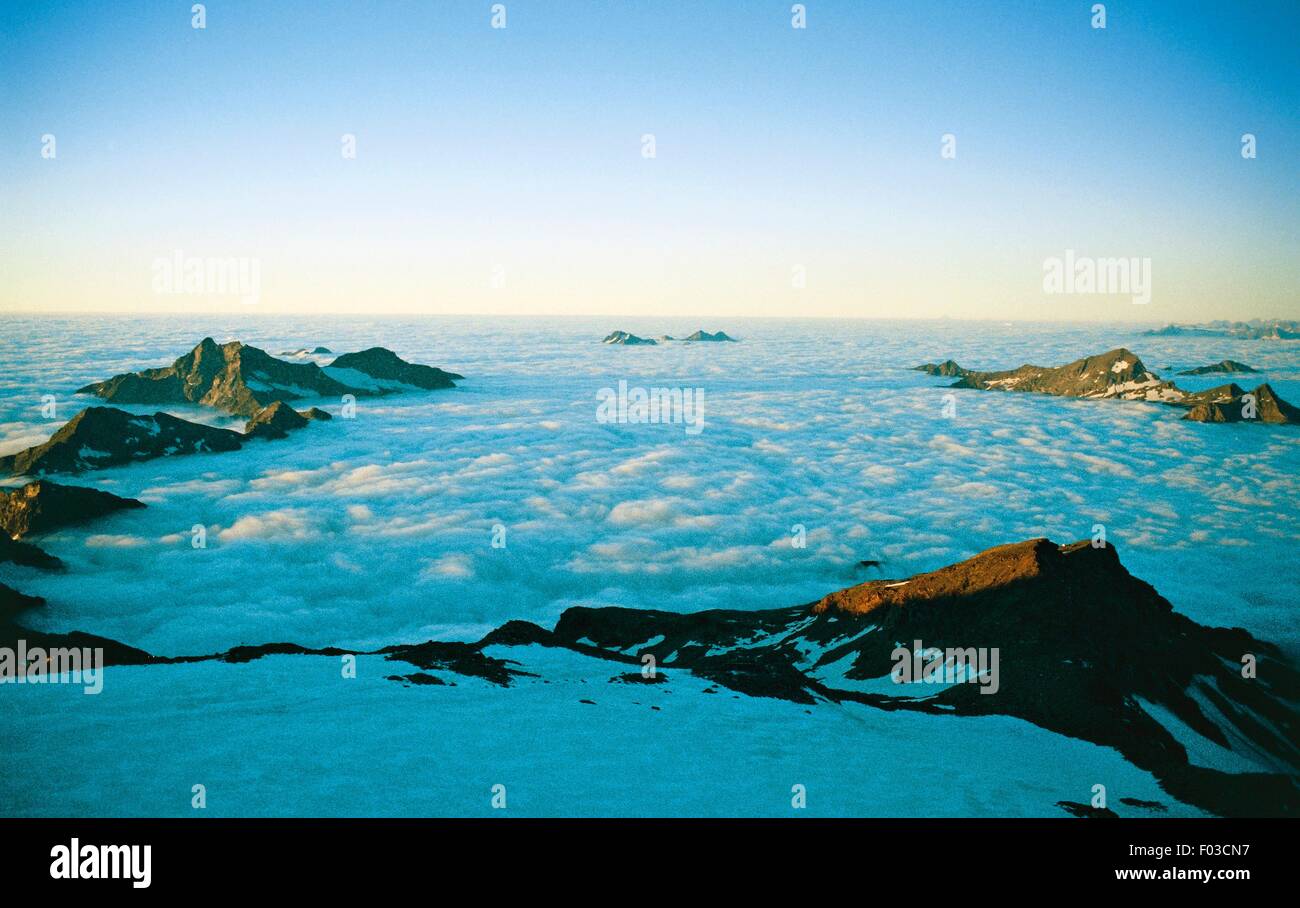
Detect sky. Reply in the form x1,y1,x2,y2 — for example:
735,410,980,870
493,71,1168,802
0,0,1296,321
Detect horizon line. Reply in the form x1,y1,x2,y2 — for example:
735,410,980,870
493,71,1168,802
1,307,1296,326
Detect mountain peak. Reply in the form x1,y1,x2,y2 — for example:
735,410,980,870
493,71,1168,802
811,538,1129,617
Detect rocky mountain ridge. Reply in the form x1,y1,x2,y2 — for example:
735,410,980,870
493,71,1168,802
78,338,461,417
4,536,1295,817
915,347,1299,424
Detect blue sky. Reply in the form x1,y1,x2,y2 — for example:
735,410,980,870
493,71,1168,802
1,0,1296,319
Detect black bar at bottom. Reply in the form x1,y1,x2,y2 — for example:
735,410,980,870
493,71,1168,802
0,818,1284,892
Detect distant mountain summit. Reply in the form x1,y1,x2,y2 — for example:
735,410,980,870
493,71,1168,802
949,348,1185,402
1147,319,1300,340
603,329,736,344
1178,360,1258,375
603,330,657,345
78,338,461,417
679,330,735,342
325,347,462,390
917,347,1300,424
78,338,344,417
913,359,971,377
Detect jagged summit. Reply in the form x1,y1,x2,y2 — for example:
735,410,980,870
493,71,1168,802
0,406,245,475
913,359,970,377
949,348,1182,401
78,338,461,417
1184,382,1300,424
810,538,1140,617
917,347,1300,424
77,338,348,417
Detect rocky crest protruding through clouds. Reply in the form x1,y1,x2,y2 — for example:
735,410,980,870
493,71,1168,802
0,340,466,476
918,347,1300,424
1178,360,1258,376
0,407,245,475
77,337,461,417
0,479,144,537
1183,383,1300,424
947,348,1186,401
602,329,736,345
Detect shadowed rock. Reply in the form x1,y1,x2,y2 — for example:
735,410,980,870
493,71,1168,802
0,479,144,538
0,535,62,571
0,619,155,668
244,401,310,439
324,347,462,391
1183,383,1300,424
0,582,46,621
521,538,1300,815
1178,360,1258,376
0,407,244,475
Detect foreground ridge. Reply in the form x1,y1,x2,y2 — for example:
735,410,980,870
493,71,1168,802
4,536,1295,816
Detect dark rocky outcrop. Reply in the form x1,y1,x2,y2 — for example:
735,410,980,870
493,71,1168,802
301,407,332,421
244,401,311,440
1183,383,1300,424
0,407,244,475
0,582,46,621
0,480,144,538
488,538,1300,816
0,618,155,669
78,338,460,417
0,535,62,571
603,330,657,346
913,360,971,378
1178,360,1258,376
324,348,462,390
377,640,533,686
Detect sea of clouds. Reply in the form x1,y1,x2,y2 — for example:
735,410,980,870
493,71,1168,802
1,314,1297,657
